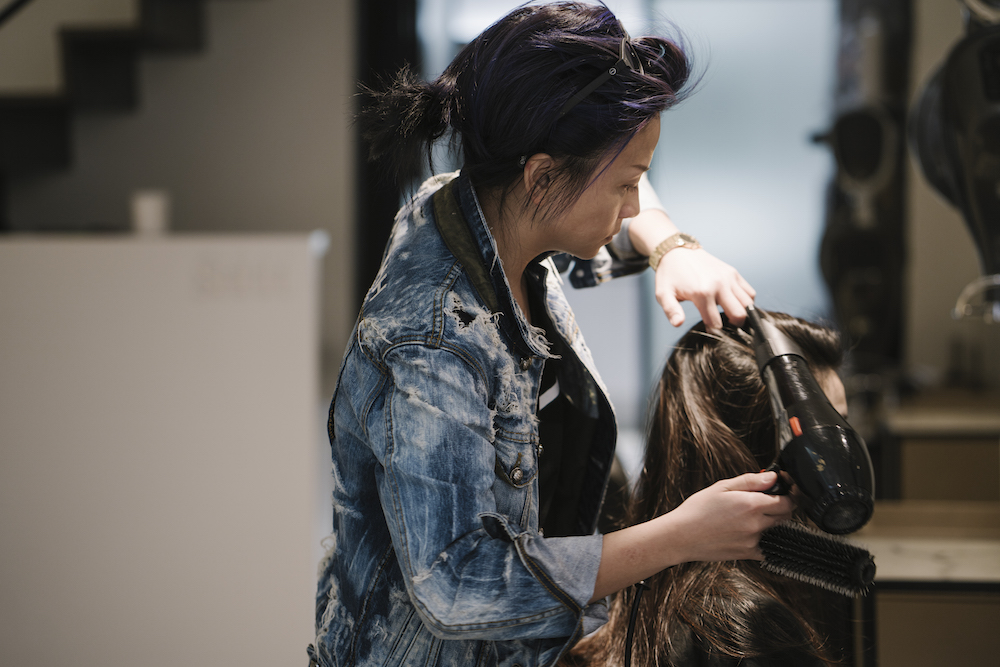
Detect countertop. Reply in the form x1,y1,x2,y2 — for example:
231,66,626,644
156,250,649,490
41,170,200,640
849,501,1000,583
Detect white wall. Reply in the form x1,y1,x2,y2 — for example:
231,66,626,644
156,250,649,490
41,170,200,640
0,236,323,667
647,0,838,324
2,0,356,661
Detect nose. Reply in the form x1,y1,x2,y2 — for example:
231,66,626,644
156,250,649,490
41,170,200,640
620,186,641,220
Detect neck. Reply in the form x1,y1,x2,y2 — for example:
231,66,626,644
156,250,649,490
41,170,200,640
478,188,539,324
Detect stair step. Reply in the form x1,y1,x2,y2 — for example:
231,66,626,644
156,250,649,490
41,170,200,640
0,0,138,96
0,0,205,174
0,0,203,98
62,28,141,111
0,96,70,173
140,0,204,52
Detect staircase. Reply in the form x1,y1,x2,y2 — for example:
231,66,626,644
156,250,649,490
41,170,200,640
0,0,205,225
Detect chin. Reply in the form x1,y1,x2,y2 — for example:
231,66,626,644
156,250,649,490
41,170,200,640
559,239,608,261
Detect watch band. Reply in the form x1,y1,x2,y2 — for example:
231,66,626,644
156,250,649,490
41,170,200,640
648,232,701,270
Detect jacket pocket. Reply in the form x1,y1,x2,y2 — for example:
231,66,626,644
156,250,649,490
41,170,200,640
491,421,538,529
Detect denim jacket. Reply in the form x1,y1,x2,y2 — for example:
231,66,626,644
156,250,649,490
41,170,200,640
312,172,652,667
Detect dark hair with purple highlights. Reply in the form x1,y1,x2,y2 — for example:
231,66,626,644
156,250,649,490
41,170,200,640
359,1,692,221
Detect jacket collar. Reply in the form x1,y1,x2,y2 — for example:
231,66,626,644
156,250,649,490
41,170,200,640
432,172,550,360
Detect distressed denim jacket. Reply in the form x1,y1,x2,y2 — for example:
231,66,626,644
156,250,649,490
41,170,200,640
312,172,652,667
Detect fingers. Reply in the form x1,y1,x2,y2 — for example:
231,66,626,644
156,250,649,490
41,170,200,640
716,281,754,326
737,272,756,300
692,294,721,331
719,472,796,530
762,495,796,521
657,291,686,328
718,471,799,508
653,249,756,330
711,268,754,327
670,473,798,562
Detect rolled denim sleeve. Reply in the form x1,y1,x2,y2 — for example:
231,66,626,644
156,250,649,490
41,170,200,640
374,342,605,641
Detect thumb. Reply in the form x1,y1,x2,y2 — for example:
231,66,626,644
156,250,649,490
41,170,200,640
724,471,779,492
658,292,685,327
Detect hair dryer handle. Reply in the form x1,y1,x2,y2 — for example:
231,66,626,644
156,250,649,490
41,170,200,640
761,464,793,495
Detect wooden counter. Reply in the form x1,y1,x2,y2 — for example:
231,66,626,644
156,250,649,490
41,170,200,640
879,392,1000,502
848,501,1000,666
852,500,1000,582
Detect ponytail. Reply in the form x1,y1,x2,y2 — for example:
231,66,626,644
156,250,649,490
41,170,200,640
358,65,454,186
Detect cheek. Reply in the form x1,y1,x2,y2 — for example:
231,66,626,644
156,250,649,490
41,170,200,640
819,373,848,418
597,193,626,219
565,189,628,239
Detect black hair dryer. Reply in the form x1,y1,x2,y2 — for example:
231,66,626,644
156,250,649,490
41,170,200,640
746,305,875,534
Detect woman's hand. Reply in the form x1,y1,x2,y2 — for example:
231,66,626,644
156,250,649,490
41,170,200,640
590,472,794,602
627,207,755,330
664,471,795,563
654,247,755,330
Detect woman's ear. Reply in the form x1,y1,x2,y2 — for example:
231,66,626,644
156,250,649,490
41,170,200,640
522,153,556,206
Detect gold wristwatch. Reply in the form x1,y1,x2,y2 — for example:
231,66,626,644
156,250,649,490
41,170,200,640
648,232,701,270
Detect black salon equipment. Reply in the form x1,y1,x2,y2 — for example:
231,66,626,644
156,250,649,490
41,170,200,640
910,4,1000,321
746,305,876,535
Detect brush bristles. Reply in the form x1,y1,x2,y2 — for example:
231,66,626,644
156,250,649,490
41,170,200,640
759,522,876,597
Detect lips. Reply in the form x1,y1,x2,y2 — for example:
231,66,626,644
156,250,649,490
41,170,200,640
604,221,623,244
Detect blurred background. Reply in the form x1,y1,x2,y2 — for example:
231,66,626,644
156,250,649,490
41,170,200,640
1,0,998,665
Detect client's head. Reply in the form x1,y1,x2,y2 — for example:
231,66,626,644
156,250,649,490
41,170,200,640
634,310,843,525
563,312,846,667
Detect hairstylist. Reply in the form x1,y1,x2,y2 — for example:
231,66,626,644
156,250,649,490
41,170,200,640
310,3,794,667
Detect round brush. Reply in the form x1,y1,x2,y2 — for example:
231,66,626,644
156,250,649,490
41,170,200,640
759,521,876,597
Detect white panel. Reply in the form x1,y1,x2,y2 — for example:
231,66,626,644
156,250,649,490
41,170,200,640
0,236,320,667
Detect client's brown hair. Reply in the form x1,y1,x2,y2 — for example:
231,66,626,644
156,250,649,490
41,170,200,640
565,312,844,667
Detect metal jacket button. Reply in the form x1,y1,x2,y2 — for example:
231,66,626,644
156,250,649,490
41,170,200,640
520,357,531,371
511,466,524,483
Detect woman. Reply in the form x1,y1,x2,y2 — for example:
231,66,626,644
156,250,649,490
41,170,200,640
564,312,850,667
310,3,795,666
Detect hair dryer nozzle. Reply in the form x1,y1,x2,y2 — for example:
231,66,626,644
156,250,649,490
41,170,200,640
778,422,874,534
